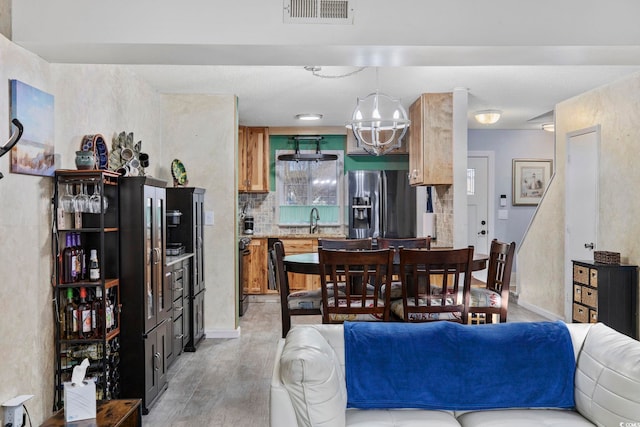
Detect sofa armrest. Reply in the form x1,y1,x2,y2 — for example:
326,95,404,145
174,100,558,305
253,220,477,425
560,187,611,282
270,339,299,427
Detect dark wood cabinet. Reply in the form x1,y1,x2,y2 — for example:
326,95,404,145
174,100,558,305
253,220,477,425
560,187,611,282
572,260,638,339
167,187,206,352
165,255,192,367
119,176,169,414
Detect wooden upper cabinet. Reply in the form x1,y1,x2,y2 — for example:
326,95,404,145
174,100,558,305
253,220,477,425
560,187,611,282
345,130,408,155
239,126,269,193
408,93,453,186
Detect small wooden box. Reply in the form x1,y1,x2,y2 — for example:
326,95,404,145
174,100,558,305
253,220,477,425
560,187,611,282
582,288,598,307
573,285,583,303
573,265,589,285
589,309,598,323
589,269,598,287
594,251,620,264
573,303,589,323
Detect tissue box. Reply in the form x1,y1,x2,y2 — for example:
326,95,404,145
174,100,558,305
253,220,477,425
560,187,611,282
63,381,97,422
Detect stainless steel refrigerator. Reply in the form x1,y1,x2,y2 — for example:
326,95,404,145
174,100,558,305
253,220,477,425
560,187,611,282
347,170,416,239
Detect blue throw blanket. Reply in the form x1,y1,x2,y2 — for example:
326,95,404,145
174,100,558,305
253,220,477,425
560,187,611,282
344,321,575,410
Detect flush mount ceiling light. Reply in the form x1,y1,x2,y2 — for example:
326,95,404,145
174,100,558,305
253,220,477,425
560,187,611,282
345,69,410,156
295,113,323,121
542,123,555,132
474,109,502,125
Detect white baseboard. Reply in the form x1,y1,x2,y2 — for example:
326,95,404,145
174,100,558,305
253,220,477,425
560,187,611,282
517,300,565,321
204,327,242,339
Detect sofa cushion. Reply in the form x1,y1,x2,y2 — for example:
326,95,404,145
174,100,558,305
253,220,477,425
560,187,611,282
346,409,460,427
456,408,595,427
279,326,347,427
344,321,576,411
574,322,640,426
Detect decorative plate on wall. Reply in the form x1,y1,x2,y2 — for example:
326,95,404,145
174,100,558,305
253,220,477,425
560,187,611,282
81,134,109,170
171,159,188,186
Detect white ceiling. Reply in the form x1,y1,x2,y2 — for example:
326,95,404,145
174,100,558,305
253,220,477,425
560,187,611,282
11,0,640,130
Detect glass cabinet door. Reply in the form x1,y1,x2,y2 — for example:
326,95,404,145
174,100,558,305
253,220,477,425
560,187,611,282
144,187,156,332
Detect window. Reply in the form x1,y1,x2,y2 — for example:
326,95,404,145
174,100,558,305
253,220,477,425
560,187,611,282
467,168,475,196
276,150,343,225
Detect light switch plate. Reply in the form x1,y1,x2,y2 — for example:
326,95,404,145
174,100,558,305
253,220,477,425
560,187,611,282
205,210,214,225
498,209,509,220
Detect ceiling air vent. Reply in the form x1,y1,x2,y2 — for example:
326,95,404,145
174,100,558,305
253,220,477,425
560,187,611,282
284,0,355,24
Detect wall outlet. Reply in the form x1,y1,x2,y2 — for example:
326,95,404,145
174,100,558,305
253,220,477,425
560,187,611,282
2,395,33,427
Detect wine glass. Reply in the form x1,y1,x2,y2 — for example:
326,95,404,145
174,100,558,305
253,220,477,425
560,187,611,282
75,183,90,213
89,183,109,213
60,184,75,213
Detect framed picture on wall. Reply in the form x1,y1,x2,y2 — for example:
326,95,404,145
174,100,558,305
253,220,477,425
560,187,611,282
512,159,553,206
9,79,55,177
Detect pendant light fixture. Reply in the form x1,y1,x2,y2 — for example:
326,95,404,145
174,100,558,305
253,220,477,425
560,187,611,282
346,68,410,156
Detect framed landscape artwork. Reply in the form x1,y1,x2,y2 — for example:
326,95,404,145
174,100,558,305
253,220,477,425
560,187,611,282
512,159,553,206
9,79,55,177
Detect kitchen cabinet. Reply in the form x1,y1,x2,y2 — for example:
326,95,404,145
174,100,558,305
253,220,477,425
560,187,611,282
408,93,453,186
280,238,320,292
239,126,269,193
572,260,638,339
245,238,269,294
167,187,206,351
118,176,169,414
165,255,191,367
52,170,121,408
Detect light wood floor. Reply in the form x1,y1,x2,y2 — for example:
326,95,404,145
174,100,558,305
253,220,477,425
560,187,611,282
142,295,548,426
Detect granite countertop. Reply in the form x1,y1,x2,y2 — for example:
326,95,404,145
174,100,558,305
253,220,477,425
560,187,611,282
247,233,346,239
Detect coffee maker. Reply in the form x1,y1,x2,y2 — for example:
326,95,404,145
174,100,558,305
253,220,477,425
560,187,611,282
243,215,254,235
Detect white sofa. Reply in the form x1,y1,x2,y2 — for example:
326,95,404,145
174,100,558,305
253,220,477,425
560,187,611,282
270,322,640,427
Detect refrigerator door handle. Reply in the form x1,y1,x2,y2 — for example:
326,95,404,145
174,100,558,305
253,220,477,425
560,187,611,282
380,172,386,238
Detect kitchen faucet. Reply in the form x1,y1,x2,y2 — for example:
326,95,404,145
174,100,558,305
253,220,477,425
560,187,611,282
309,207,320,234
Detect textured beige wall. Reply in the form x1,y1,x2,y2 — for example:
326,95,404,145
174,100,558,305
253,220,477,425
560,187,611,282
0,33,238,423
0,0,10,39
160,94,238,334
519,71,640,331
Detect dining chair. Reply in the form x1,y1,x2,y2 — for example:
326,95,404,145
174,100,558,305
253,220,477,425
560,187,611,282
468,239,515,323
271,241,321,338
377,236,431,250
391,246,474,323
318,248,394,323
377,237,431,300
317,237,372,250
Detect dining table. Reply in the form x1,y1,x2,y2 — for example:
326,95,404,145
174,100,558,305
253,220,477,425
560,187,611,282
283,250,489,275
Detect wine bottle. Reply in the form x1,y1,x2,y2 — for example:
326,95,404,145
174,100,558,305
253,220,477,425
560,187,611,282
89,249,100,281
63,234,74,283
78,287,92,338
70,233,78,282
92,286,103,338
64,288,78,339
77,234,86,281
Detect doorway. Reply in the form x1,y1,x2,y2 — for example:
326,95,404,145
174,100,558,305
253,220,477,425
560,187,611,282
467,152,495,259
564,126,599,320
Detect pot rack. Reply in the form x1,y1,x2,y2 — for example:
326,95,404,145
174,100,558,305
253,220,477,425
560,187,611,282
277,136,338,162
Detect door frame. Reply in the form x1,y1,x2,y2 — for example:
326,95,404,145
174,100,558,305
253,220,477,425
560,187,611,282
564,125,600,321
468,150,495,256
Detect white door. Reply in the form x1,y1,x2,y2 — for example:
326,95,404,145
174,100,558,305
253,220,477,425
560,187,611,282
467,156,490,256
565,127,599,320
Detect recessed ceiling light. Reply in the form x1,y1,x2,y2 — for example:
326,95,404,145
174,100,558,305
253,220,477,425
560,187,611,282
474,109,502,125
295,113,323,121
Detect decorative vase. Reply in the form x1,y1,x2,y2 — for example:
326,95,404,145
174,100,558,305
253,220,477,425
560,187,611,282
75,151,95,170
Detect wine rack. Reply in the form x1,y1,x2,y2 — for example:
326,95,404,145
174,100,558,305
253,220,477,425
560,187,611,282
52,170,121,409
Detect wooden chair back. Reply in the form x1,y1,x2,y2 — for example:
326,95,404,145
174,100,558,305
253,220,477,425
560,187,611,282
318,248,393,323
469,239,515,323
272,240,321,338
317,238,372,250
377,237,431,250
398,246,474,323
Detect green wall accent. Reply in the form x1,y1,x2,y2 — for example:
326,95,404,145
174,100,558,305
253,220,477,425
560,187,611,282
269,134,409,190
